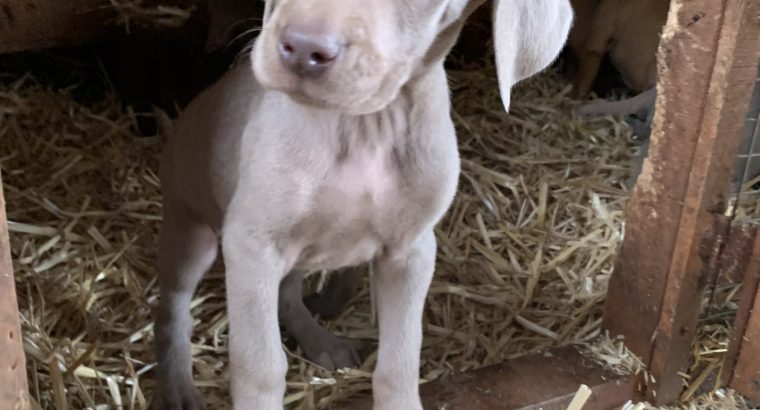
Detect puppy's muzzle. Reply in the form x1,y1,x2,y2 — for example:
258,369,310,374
277,24,343,77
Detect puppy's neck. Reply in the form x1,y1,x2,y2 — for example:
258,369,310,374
333,87,412,155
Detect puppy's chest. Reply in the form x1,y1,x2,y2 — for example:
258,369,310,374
316,146,412,234
292,145,433,270
327,146,396,208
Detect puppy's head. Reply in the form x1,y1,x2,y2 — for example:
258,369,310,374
252,0,573,115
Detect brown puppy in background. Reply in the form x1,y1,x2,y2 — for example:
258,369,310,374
569,0,669,99
564,0,600,78
566,0,669,190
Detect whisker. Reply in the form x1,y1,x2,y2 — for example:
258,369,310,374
227,27,263,49
232,40,256,65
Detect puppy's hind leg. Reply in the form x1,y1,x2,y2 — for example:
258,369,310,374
280,271,361,370
575,87,657,118
151,207,218,410
303,267,363,320
626,91,656,139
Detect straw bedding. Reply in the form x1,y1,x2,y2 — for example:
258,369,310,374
1,56,757,409
105,0,196,30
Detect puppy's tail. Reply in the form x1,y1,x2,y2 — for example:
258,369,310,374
152,106,175,142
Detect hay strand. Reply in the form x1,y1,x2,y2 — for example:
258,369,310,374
103,0,195,31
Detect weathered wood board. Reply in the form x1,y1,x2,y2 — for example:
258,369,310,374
602,0,760,404
0,0,211,54
730,284,760,401
0,169,30,409
0,0,106,54
724,231,760,401
331,345,636,410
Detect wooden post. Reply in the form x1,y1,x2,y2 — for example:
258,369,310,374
729,284,760,401
723,232,760,401
602,0,760,404
716,227,757,284
0,170,30,408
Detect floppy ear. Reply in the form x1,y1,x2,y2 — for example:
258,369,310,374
263,0,275,24
493,0,573,111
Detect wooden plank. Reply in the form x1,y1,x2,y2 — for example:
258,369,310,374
331,345,637,410
718,227,759,386
717,226,757,284
0,0,106,54
731,287,760,401
0,0,217,56
724,233,760,400
0,170,30,408
602,0,760,404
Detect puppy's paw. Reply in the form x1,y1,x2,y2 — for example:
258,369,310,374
150,382,206,410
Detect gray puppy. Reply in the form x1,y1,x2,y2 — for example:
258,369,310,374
151,0,573,409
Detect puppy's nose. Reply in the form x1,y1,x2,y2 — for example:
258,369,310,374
278,26,342,77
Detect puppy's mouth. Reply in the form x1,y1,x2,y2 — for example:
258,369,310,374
281,86,334,109
257,72,340,109
259,69,386,114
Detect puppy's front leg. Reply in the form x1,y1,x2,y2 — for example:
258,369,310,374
372,230,436,410
152,212,217,410
223,225,288,410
